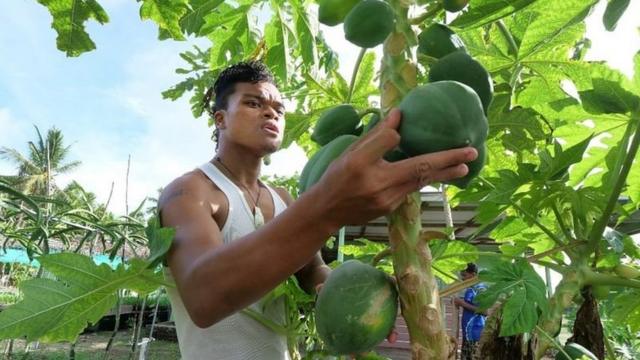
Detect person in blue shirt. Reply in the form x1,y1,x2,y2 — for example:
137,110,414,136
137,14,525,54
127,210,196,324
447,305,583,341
453,263,486,360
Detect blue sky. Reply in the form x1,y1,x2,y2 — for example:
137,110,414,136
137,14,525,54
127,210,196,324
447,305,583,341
0,1,639,215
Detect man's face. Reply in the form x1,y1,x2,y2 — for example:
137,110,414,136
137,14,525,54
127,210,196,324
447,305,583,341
216,81,285,154
461,270,475,280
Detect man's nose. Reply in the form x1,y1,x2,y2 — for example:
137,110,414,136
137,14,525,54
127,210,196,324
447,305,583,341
263,106,279,120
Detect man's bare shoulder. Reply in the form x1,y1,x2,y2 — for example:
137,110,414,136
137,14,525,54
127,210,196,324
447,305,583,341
272,186,294,206
159,169,217,210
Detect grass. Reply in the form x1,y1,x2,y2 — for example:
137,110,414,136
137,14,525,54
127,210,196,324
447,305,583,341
0,329,180,360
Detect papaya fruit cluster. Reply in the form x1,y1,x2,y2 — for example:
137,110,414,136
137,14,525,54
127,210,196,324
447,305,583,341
303,12,492,193
401,22,492,188
318,0,395,48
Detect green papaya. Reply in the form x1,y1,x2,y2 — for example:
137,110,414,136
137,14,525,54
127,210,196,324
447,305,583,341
318,0,360,26
398,81,488,189
311,105,361,146
384,148,408,163
555,343,598,360
299,135,359,193
315,260,398,355
443,0,469,12
344,0,395,48
447,143,485,188
417,23,466,59
428,51,493,114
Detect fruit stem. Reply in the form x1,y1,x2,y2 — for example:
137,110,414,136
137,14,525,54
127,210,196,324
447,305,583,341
347,48,368,103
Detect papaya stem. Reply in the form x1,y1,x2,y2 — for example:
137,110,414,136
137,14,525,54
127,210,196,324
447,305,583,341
589,116,640,258
439,276,479,298
496,20,518,58
533,274,583,359
582,269,640,289
534,325,571,360
432,264,459,282
347,48,367,103
513,202,565,247
408,3,443,25
358,108,381,119
550,201,575,243
241,308,289,336
371,248,393,266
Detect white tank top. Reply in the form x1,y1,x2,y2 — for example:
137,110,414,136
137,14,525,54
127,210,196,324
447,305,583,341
165,161,290,360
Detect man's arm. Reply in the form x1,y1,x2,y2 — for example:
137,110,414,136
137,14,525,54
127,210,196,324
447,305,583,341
274,187,331,294
162,109,478,328
453,297,480,313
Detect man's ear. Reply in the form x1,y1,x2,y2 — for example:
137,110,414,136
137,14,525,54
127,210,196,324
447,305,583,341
214,110,227,129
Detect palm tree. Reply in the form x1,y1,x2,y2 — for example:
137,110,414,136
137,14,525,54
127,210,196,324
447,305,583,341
0,126,81,196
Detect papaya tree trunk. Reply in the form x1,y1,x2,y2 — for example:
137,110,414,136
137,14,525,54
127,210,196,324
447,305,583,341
389,194,453,359
532,270,583,359
382,2,452,359
477,299,529,360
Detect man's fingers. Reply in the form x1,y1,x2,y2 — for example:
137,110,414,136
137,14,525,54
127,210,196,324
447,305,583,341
348,109,402,162
390,147,477,187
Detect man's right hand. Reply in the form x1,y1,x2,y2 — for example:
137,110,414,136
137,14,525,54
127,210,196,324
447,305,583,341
307,108,477,229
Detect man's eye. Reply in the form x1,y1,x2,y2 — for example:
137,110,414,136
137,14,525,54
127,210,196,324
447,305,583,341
247,101,260,107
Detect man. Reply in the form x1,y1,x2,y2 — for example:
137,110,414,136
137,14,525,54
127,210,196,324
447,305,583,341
159,61,478,359
453,263,487,360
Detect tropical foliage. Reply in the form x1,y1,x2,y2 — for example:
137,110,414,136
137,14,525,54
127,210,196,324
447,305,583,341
1,0,640,359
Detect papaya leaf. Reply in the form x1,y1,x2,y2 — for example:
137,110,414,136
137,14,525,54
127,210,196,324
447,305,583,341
179,0,224,36
292,2,318,71
0,253,164,343
517,0,596,60
139,0,188,41
603,0,631,31
339,238,387,264
634,52,640,93
537,135,592,181
459,26,514,74
146,217,175,268
611,289,640,332
206,4,256,68
350,52,378,106
36,0,109,57
476,259,548,336
623,159,640,216
282,112,314,149
579,78,640,115
302,73,342,102
265,5,293,84
450,0,537,29
430,240,478,284
489,94,547,154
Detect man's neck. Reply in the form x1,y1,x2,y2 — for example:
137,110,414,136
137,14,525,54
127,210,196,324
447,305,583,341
212,146,263,189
